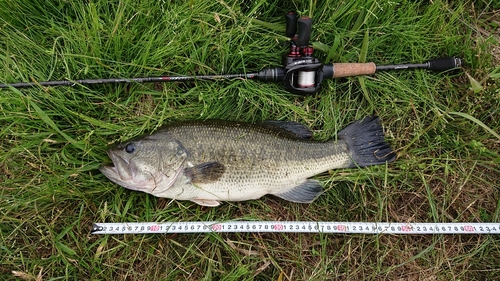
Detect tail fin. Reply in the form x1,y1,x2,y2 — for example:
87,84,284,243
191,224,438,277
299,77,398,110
338,116,396,167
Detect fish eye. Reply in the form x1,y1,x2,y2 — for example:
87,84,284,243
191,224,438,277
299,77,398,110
125,143,136,153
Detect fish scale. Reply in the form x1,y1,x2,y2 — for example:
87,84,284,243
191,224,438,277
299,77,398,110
166,123,346,190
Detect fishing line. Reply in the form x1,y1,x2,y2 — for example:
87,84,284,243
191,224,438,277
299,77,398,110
91,221,500,235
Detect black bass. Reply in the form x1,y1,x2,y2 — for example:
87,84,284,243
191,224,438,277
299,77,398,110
100,116,396,206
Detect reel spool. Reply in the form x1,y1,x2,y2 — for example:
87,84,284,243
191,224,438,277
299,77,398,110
283,58,324,95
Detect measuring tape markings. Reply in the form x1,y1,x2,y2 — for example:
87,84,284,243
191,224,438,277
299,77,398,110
91,221,500,235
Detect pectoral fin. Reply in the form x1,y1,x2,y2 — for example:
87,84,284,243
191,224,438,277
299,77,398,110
185,162,225,184
272,179,323,203
190,199,221,207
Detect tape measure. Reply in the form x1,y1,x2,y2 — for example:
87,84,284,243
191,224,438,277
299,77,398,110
91,221,500,235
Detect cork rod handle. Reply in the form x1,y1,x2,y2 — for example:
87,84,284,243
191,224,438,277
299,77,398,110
328,62,377,78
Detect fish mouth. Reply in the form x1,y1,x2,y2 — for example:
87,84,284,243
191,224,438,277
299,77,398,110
99,151,134,182
100,147,187,195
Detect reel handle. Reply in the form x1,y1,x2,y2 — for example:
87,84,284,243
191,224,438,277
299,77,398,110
296,17,312,47
284,12,298,38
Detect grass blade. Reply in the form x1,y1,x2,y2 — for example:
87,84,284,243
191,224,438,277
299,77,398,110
449,111,500,140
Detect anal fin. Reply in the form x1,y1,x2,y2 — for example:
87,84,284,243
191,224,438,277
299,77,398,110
272,179,323,203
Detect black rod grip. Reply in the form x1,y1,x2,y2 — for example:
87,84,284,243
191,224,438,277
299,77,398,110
296,17,312,46
426,57,462,71
284,12,297,38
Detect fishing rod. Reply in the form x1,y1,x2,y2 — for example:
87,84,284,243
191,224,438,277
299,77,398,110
0,12,462,94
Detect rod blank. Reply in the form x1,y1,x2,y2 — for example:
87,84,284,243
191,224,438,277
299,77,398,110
0,73,258,89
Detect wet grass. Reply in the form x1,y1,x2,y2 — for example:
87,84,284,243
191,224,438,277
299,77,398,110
1,0,500,280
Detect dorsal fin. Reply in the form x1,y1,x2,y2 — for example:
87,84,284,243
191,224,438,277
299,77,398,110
260,120,313,139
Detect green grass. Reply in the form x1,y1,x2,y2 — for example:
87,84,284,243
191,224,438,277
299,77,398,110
1,0,499,280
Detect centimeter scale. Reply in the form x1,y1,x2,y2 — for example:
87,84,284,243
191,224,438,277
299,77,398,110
91,221,500,235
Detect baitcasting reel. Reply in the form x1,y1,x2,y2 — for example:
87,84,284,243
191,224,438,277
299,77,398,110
281,12,324,94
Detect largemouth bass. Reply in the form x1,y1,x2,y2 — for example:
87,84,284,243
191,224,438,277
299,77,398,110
100,116,396,206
